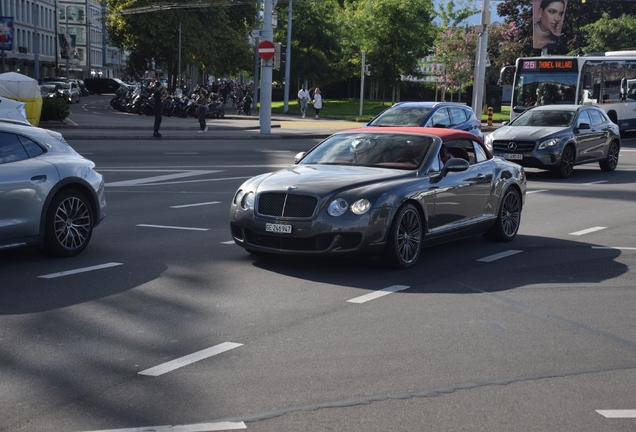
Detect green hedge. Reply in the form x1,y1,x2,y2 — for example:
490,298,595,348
40,98,70,122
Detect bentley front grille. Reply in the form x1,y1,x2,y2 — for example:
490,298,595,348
257,193,318,218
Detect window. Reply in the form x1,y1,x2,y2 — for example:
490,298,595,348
577,110,592,127
0,132,30,164
589,109,605,127
18,135,45,157
426,108,451,127
449,107,468,126
473,142,488,163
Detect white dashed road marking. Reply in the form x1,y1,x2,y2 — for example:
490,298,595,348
38,262,123,279
592,246,636,250
138,342,243,377
347,285,410,304
83,420,247,431
569,226,607,236
582,180,609,185
477,250,523,263
526,189,549,194
221,241,235,245
596,410,636,418
170,201,221,208
106,170,222,187
137,224,209,231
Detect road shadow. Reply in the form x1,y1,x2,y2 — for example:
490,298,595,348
246,234,628,294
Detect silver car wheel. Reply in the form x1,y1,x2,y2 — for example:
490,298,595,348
44,190,94,257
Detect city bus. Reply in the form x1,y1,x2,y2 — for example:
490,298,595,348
500,51,636,132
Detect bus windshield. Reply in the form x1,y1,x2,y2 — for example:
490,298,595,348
512,71,578,113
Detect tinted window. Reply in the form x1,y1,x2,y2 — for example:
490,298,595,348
589,109,605,126
577,111,592,127
0,132,29,164
368,107,432,126
427,108,451,127
18,135,45,157
473,142,488,163
449,107,468,126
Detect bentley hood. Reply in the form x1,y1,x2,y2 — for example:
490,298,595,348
253,164,413,195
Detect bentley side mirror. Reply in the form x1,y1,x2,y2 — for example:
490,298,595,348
294,152,306,164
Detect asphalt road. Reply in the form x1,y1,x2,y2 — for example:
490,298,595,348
1,102,635,432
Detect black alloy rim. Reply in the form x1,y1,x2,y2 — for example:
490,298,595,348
397,208,422,264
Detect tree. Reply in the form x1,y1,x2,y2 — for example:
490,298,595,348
435,0,479,27
104,2,257,86
350,0,436,102
432,23,522,92
273,0,347,88
496,0,636,56
579,13,636,55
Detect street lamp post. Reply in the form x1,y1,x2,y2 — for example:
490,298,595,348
34,0,39,81
65,7,69,79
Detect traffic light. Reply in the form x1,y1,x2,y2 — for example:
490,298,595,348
365,64,372,75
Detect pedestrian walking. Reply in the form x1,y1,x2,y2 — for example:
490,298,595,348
196,87,209,133
153,81,168,138
312,87,323,119
298,84,309,119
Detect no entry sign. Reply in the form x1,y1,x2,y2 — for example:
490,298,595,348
258,41,276,60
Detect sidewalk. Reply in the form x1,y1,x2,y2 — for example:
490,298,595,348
39,102,500,140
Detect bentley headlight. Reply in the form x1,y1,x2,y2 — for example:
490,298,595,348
328,198,348,217
234,190,245,206
351,199,371,215
538,138,560,150
242,192,255,210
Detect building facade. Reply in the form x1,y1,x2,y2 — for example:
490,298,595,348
1,0,57,78
57,0,103,78
0,0,125,80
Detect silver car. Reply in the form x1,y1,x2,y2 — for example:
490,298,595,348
0,121,106,256
485,105,621,178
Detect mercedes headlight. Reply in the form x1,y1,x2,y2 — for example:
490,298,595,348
484,134,494,151
538,138,560,150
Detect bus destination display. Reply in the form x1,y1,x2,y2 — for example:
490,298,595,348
521,59,577,71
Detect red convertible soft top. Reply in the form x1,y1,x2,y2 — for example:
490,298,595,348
340,127,492,158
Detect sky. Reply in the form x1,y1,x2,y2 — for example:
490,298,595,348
464,1,503,26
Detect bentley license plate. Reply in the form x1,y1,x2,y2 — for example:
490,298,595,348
265,223,292,234
504,153,523,160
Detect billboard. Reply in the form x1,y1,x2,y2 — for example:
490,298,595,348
58,33,77,60
0,17,14,51
533,0,568,50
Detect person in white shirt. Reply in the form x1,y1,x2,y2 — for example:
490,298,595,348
298,84,310,118
312,87,323,119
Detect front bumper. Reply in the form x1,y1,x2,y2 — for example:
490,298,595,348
230,208,388,256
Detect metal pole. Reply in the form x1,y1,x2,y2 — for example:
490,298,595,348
283,0,291,113
65,7,69,79
34,0,39,81
178,22,181,91
87,6,91,78
259,0,273,134
359,51,365,117
253,36,259,108
471,0,490,117
1,1,3,72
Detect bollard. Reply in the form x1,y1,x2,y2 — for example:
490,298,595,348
487,107,493,126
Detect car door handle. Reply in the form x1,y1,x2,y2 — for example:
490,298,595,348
31,175,47,182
